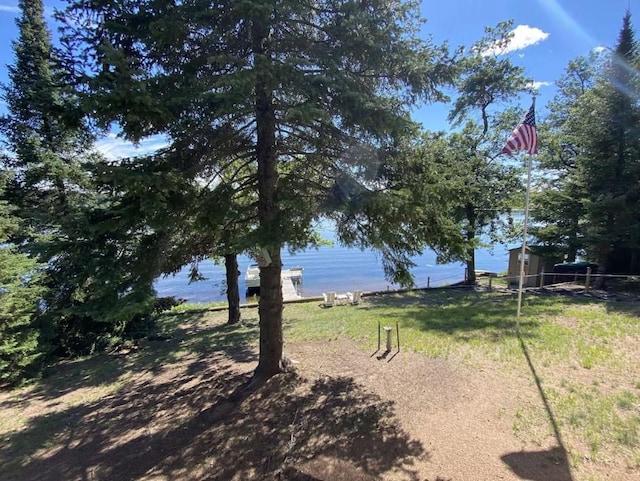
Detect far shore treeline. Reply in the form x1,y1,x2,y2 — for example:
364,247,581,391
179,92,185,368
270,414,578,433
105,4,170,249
1,1,639,386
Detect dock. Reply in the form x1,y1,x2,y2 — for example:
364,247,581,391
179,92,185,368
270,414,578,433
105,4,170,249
282,277,301,301
281,268,302,301
245,265,303,301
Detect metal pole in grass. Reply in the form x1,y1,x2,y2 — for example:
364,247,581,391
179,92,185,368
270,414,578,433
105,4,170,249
502,97,538,334
516,152,533,333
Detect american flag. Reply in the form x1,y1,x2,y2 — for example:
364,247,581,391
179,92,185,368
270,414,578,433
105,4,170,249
502,102,538,156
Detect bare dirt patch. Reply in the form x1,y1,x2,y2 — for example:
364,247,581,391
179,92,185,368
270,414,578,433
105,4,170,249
0,323,637,481
287,337,570,481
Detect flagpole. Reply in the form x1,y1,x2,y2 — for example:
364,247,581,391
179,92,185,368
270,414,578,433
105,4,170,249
516,150,533,333
516,95,537,332
502,95,537,334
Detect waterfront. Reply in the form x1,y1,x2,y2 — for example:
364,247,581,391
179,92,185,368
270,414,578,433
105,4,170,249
154,225,514,303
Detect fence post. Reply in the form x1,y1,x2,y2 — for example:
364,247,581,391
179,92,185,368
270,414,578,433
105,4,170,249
427,276,430,288
488,275,493,290
585,267,591,291
539,268,545,289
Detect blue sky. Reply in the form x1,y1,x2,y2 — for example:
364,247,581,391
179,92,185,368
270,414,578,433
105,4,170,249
415,0,639,131
0,0,637,155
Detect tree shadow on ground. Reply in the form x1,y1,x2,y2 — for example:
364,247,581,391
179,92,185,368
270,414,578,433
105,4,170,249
1,353,427,481
364,287,640,346
501,446,572,481
0,313,259,412
550,287,640,317
363,289,562,342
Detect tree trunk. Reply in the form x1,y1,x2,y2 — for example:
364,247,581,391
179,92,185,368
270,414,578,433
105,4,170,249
257,248,284,377
252,16,285,383
466,255,476,285
566,241,578,263
465,203,476,285
593,211,614,289
594,245,610,290
225,253,241,325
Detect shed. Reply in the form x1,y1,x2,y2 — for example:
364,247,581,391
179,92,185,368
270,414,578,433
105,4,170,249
507,246,559,288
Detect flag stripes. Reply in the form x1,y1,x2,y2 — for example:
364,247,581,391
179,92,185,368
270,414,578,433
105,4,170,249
502,102,538,156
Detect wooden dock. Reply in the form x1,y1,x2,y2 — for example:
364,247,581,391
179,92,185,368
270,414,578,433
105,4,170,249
282,277,301,301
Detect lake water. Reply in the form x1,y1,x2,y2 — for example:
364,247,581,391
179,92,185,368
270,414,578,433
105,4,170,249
154,223,515,303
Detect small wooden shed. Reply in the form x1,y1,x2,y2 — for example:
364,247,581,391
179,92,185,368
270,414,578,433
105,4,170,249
507,246,558,288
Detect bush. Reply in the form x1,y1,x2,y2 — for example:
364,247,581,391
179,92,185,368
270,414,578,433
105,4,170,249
153,296,186,313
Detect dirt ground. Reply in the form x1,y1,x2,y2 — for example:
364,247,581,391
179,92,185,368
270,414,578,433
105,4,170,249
0,329,637,481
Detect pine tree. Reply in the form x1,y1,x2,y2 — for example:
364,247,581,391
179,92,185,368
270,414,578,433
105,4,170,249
531,56,596,262
61,0,455,384
1,0,155,356
2,0,89,219
0,174,45,385
441,21,529,283
567,11,640,283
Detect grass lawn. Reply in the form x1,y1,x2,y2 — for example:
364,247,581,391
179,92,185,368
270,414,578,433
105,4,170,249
287,289,640,467
1,287,639,481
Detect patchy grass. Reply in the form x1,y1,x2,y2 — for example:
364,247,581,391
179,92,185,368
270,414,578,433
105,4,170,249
282,288,640,473
167,300,231,313
194,287,639,472
547,382,640,464
1,287,639,481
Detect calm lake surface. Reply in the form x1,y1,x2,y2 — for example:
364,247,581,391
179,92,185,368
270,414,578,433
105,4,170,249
154,222,515,303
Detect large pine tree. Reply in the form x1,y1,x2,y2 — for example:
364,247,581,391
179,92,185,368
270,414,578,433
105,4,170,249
2,0,89,217
533,11,640,284
568,12,640,283
1,0,89,354
61,0,455,384
531,56,596,262
441,22,529,283
1,0,156,356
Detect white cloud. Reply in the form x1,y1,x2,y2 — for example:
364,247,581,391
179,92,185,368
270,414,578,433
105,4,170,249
0,4,19,14
95,134,169,160
0,3,55,16
528,81,553,91
483,25,550,56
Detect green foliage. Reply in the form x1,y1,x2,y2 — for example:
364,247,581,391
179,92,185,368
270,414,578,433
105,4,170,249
449,21,532,133
533,12,640,274
1,0,157,360
531,53,599,262
59,0,456,280
0,257,43,385
0,175,46,384
421,22,531,282
57,0,459,375
332,132,468,285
